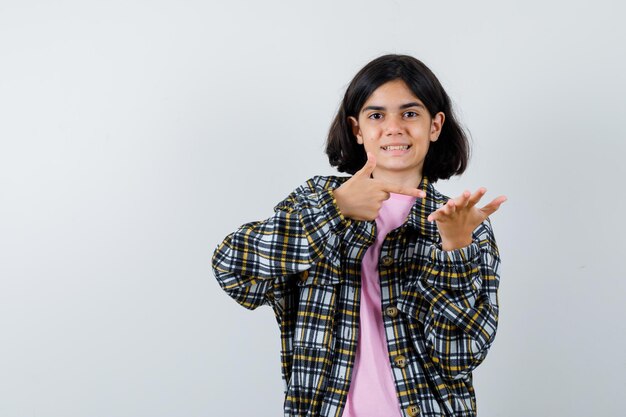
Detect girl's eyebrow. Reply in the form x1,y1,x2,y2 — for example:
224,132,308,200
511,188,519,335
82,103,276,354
361,102,425,113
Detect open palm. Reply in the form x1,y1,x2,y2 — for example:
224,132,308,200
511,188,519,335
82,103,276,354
427,188,507,251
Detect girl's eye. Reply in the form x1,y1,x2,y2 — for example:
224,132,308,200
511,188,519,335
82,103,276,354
405,111,418,117
368,113,383,120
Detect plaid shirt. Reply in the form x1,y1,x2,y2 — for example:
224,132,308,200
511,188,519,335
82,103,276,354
211,175,501,417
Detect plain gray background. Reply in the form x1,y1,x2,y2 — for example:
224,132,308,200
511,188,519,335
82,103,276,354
1,0,625,416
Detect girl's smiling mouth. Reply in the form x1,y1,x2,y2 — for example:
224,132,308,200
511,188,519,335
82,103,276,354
381,144,411,150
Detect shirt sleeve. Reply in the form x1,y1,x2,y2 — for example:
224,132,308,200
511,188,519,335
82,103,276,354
397,217,501,382
211,176,351,313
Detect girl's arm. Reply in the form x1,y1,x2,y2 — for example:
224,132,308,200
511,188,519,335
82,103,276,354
397,218,501,382
211,176,351,312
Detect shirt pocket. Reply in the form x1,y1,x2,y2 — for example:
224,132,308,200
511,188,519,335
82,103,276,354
293,265,341,349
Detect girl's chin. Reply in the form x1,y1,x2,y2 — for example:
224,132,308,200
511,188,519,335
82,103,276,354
376,158,420,166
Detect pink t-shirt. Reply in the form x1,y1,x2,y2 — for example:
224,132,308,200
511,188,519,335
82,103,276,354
341,192,417,417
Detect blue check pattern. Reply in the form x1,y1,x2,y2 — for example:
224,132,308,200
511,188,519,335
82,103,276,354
211,175,501,417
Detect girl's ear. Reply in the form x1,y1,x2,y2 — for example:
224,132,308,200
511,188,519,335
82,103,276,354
348,116,363,144
429,111,445,142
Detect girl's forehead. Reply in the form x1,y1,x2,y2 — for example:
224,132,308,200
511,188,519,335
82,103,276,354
363,81,424,106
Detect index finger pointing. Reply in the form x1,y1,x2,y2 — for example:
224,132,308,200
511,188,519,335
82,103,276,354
380,182,426,198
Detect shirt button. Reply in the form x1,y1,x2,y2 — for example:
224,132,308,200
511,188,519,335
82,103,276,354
299,270,309,282
393,355,407,368
406,405,420,416
385,305,399,318
381,255,393,266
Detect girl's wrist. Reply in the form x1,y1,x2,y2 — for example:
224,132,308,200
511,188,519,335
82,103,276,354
440,236,473,251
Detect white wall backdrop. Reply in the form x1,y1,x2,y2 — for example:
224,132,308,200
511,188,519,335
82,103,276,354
1,1,624,416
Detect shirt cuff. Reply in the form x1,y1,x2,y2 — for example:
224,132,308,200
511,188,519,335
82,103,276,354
423,241,482,291
292,187,352,266
317,188,352,235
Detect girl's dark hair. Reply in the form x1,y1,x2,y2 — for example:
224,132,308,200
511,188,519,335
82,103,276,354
325,54,470,183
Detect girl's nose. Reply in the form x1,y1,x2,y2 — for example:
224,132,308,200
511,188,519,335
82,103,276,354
384,116,403,134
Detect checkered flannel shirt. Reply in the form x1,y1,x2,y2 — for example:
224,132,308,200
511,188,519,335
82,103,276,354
211,174,501,417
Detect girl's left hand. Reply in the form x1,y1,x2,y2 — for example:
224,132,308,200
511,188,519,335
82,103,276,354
427,188,507,251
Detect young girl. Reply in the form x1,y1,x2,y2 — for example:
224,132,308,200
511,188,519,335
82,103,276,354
212,54,506,417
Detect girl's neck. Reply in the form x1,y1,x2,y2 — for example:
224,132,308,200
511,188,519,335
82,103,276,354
372,169,422,190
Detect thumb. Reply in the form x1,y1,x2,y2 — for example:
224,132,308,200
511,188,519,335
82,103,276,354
358,151,376,178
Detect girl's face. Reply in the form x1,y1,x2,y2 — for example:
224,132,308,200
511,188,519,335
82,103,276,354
348,79,445,183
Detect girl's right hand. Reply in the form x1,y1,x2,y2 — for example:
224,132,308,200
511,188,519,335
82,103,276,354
332,152,426,221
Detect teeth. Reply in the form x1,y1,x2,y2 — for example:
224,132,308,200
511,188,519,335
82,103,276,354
383,145,410,150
